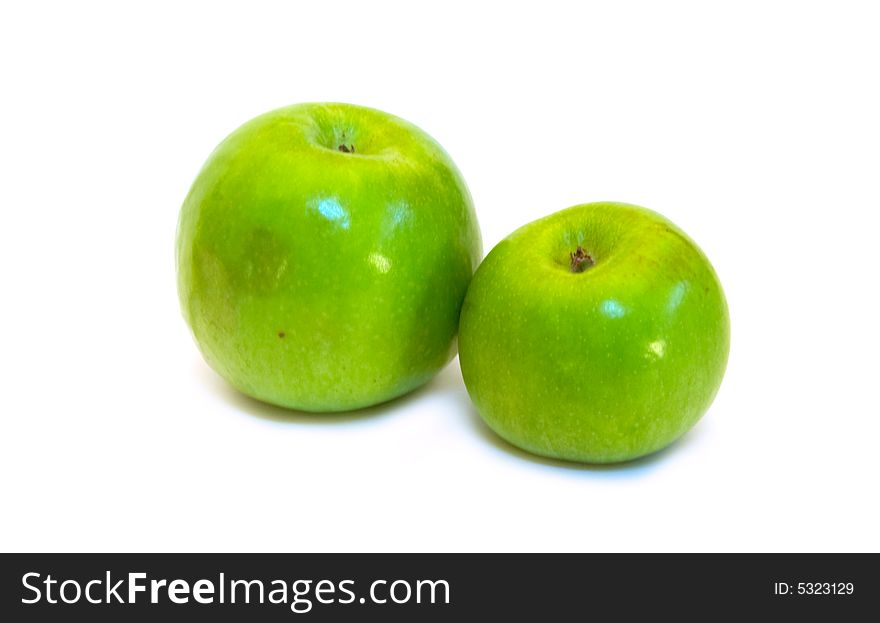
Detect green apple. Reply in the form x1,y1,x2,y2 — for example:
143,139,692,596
459,202,729,463
177,103,482,411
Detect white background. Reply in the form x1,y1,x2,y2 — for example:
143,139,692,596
2,1,878,552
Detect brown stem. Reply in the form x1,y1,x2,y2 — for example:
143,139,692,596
569,246,595,273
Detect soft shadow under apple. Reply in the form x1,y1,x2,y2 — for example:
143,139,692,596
197,355,702,470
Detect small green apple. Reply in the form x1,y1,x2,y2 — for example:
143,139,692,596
177,103,482,411
459,202,729,463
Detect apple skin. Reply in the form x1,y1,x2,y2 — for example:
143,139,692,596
458,202,729,463
177,103,482,412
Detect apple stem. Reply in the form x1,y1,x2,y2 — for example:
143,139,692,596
338,144,355,153
570,246,595,273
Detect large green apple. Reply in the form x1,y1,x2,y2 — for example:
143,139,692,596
459,202,729,463
177,103,482,411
